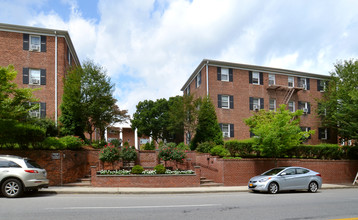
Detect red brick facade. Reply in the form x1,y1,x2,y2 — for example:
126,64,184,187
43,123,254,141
181,59,334,145
0,23,80,122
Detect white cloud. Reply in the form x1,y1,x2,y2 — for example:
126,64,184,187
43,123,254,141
2,0,358,116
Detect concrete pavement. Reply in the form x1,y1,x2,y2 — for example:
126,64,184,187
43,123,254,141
39,184,357,195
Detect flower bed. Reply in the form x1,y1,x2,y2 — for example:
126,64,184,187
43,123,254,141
97,169,195,175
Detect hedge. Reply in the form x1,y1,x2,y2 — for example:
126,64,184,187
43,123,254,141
224,139,255,157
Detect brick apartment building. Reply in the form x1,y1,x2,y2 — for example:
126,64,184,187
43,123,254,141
0,23,80,124
181,59,335,145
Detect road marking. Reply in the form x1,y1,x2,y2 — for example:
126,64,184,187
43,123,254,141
46,204,221,210
331,218,358,220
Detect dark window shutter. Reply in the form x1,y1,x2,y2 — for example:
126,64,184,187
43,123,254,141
217,67,221,81
230,96,234,109
308,102,311,114
317,80,322,91
229,68,233,82
23,68,29,84
306,78,310,90
327,128,330,140
219,123,223,131
298,101,302,109
40,69,46,85
260,98,264,109
40,103,46,118
249,97,253,110
249,71,252,84
218,95,222,108
195,76,197,88
250,131,254,137
230,124,234,137
41,36,46,52
260,72,263,85
318,128,323,139
308,127,311,139
23,34,29,50
199,71,202,85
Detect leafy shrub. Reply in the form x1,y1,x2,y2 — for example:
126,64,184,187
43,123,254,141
99,143,120,163
60,136,83,150
121,146,137,162
154,164,166,174
143,141,155,150
158,143,186,163
42,137,65,150
210,145,230,157
131,165,144,174
29,118,58,137
196,141,216,153
224,139,255,157
177,142,190,151
110,139,121,148
285,144,345,159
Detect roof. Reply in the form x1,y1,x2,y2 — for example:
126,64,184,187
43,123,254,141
0,23,80,66
181,59,331,91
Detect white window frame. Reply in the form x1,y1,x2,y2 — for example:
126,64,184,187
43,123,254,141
30,35,41,51
299,102,309,113
269,74,275,86
252,72,260,85
29,103,40,118
320,128,328,140
196,73,201,87
288,101,295,112
29,69,41,85
319,80,326,92
221,68,229,82
288,76,294,88
222,124,230,138
186,86,190,95
252,98,260,110
221,95,230,109
299,78,307,90
269,99,276,111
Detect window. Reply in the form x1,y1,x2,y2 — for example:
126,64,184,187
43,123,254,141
284,168,296,175
250,97,264,110
23,34,46,52
298,77,310,90
218,95,234,109
196,71,201,88
220,123,234,138
298,101,310,114
317,80,327,92
288,101,295,112
318,128,328,140
269,74,275,86
30,35,41,51
301,127,311,139
296,168,309,174
269,99,276,111
29,69,40,85
249,71,263,85
29,102,46,118
288,76,294,87
217,67,233,82
185,86,190,95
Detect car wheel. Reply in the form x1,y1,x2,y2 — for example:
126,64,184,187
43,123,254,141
308,181,318,193
1,179,23,198
268,182,279,194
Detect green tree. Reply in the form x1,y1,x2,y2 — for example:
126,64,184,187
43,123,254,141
190,96,223,150
245,104,314,159
318,59,358,143
0,65,39,120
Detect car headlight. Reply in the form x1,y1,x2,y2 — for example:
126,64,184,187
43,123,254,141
258,177,271,182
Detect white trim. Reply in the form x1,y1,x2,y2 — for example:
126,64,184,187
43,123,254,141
55,32,58,126
206,61,209,95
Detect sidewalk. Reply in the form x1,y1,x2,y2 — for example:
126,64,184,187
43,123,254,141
39,184,357,195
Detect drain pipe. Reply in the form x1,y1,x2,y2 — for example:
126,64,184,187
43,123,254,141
206,60,209,95
54,31,58,126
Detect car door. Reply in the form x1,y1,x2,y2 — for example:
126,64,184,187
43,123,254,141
0,159,9,180
279,168,298,190
295,168,311,189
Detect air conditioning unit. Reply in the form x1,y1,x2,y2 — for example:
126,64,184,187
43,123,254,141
30,44,40,51
303,108,309,114
31,79,40,85
253,105,260,111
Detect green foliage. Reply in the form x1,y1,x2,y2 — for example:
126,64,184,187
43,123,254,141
318,59,358,143
224,139,255,157
154,164,166,174
0,119,45,149
131,165,144,174
91,140,108,149
210,145,230,157
0,65,39,121
109,139,121,148
143,141,155,150
60,136,83,150
196,141,216,153
285,144,349,160
121,146,137,162
245,104,315,158
158,143,186,163
190,96,223,150
176,142,190,151
99,143,120,163
29,118,58,137
41,137,65,150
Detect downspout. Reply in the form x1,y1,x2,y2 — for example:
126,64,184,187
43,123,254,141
206,60,209,95
54,31,58,126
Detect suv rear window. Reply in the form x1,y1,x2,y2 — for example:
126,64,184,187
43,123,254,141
25,159,42,169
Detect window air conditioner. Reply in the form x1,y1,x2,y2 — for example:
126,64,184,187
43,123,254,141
30,45,40,51
303,108,308,114
253,105,259,111
31,79,40,84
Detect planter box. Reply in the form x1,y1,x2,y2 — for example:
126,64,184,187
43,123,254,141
91,166,201,187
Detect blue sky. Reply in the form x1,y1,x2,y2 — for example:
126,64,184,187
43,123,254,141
1,0,358,118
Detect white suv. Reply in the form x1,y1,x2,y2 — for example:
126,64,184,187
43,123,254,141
0,155,49,198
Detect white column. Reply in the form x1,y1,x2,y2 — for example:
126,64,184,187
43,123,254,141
104,127,108,142
119,127,123,145
134,128,138,149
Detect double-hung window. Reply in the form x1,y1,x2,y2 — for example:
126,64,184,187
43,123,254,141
317,80,327,92
29,69,41,85
288,76,294,87
217,67,233,82
298,77,310,90
298,101,310,114
288,101,295,112
218,95,234,109
30,35,41,51
301,127,312,140
250,97,264,110
221,68,229,81
269,74,275,86
269,99,276,111
29,102,46,118
220,123,234,138
318,128,328,140
196,71,202,88
252,72,260,85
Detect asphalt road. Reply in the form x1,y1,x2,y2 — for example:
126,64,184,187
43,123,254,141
0,189,358,220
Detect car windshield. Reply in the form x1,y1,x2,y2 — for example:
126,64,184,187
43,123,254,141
25,159,42,169
262,168,285,176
